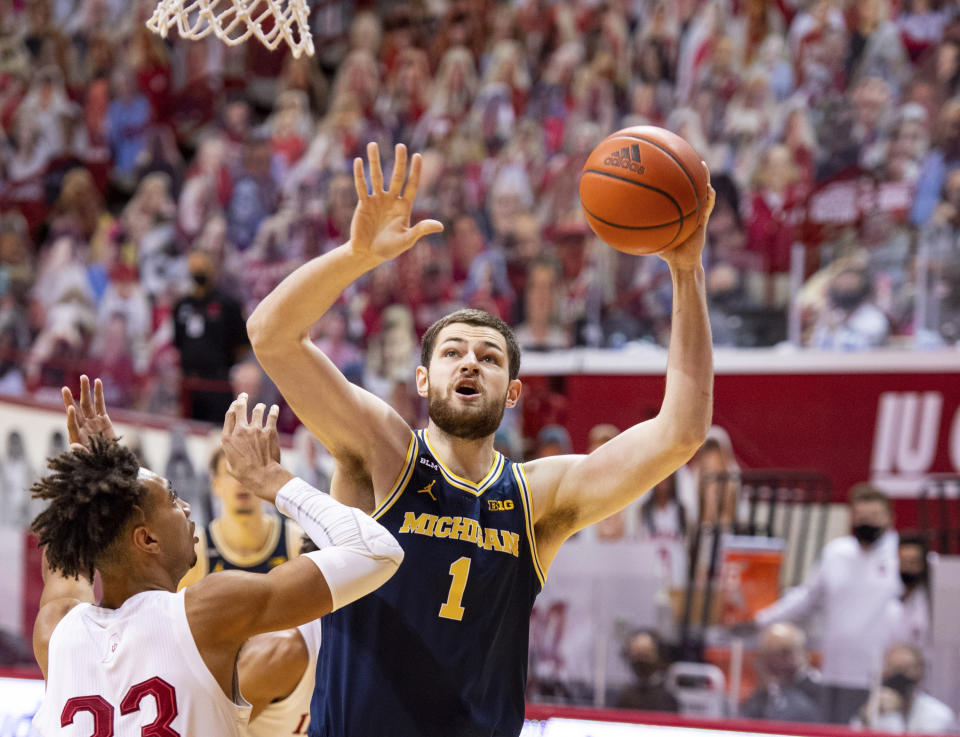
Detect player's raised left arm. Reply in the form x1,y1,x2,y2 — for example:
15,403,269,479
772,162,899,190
527,185,715,566
34,376,113,675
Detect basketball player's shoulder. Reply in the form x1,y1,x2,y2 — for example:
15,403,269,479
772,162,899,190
378,423,417,465
37,597,87,629
520,453,582,496
240,628,308,672
515,454,587,544
354,395,414,461
369,426,418,491
238,628,308,706
34,597,88,669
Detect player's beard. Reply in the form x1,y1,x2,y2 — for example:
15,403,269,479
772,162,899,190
428,386,506,441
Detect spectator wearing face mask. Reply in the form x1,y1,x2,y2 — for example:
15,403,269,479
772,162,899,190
753,483,900,724
807,266,890,350
740,623,826,723
852,643,957,733
706,262,764,348
885,534,933,658
172,250,249,422
616,629,679,713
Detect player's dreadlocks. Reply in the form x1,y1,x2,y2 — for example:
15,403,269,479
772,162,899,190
31,436,146,580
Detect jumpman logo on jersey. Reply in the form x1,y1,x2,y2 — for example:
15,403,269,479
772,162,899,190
416,480,438,502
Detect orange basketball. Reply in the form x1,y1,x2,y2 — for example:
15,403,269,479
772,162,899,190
579,126,710,255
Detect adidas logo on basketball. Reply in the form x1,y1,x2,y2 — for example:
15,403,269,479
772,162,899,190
604,144,645,175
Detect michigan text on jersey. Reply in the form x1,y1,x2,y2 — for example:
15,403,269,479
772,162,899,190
398,512,521,557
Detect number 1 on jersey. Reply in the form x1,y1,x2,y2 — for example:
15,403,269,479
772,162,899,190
439,556,471,621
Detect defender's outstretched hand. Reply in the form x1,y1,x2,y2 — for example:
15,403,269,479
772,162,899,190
350,142,444,265
221,394,291,503
62,375,117,448
659,163,715,271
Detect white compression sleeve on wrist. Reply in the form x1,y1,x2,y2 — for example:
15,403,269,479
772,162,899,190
275,477,404,611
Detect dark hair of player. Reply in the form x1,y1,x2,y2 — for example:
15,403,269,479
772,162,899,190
420,308,521,381
31,436,146,580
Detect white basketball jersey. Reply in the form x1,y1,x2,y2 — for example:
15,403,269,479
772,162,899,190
34,589,251,736
244,620,322,737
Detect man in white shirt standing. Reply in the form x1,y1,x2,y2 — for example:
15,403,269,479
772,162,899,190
753,483,900,723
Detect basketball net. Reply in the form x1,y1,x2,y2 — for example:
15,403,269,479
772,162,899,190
146,0,315,58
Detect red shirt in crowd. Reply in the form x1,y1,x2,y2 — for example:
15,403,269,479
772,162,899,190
746,184,807,275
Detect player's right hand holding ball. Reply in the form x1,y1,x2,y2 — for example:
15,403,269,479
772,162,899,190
579,125,714,263
659,179,715,271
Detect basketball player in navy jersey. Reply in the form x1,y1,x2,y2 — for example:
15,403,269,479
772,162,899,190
178,447,301,589
248,142,715,737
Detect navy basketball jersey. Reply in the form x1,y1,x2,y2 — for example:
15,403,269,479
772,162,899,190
198,515,299,575
310,429,545,737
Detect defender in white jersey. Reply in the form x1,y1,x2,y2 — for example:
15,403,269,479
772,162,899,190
241,535,323,737
36,587,252,735
31,377,403,737
241,619,322,737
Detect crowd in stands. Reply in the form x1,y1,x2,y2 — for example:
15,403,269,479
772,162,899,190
0,0,958,427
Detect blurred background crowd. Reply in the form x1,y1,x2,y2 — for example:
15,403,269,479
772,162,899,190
0,0,959,429
1,0,960,729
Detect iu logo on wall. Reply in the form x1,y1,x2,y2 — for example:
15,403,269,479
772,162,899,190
871,391,960,496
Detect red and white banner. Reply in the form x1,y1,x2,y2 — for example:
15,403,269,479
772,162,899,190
520,350,960,518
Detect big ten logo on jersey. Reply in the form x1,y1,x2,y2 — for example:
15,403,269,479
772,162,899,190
488,499,514,511
871,391,960,496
